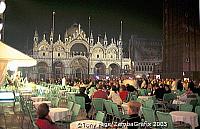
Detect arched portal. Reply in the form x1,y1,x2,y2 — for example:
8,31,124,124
70,57,88,79
94,63,106,75
37,62,48,81
109,63,120,76
70,43,88,57
53,61,64,79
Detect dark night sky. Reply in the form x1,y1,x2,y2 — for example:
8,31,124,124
4,0,163,53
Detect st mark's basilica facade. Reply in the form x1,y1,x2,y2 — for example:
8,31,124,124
30,24,132,80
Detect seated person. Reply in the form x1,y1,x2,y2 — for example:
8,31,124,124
154,84,165,100
76,87,91,117
108,86,122,106
125,101,141,129
119,85,129,102
92,84,108,100
36,103,59,129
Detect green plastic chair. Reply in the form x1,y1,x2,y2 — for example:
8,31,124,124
139,89,147,96
142,107,156,125
75,96,85,109
111,102,129,122
126,92,137,102
104,100,113,122
130,95,137,101
55,103,81,128
136,98,145,105
67,93,75,102
67,101,74,111
71,103,81,121
197,96,200,106
92,98,104,112
156,111,190,129
51,97,60,107
95,111,105,122
163,93,177,103
195,106,200,123
143,99,154,109
179,104,193,112
27,106,39,129
189,99,198,109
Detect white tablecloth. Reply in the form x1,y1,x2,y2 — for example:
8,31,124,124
170,111,199,129
138,96,151,101
31,96,45,102
70,120,103,129
49,108,71,122
33,101,51,109
172,100,186,104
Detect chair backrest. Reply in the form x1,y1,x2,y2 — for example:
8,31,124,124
136,98,144,105
51,97,60,107
95,111,105,122
126,92,137,102
163,93,176,103
111,102,120,118
104,100,113,115
27,106,39,129
92,98,104,111
67,93,75,102
71,103,81,121
67,101,74,111
75,96,85,109
156,111,174,129
139,89,147,96
189,99,198,108
142,107,156,124
130,95,137,101
143,99,154,109
195,106,200,123
179,104,193,112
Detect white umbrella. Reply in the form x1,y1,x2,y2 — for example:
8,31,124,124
0,41,37,84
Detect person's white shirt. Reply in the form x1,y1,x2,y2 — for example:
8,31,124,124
108,91,122,105
62,77,66,86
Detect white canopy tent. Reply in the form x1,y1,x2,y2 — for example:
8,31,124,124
0,41,37,85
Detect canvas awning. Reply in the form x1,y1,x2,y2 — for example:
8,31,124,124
0,41,37,85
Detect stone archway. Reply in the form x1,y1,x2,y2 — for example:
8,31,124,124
70,57,88,79
70,42,89,57
94,62,106,75
108,63,120,76
37,62,48,81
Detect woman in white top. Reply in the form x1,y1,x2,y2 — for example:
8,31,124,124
108,86,122,105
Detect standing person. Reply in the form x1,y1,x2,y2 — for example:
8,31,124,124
61,76,66,86
36,103,59,129
76,87,91,118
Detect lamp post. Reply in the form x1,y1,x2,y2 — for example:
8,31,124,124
51,11,55,83
87,16,91,79
0,0,6,41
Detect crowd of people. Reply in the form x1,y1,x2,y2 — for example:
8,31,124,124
33,77,200,129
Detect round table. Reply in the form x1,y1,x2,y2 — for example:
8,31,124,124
170,111,199,129
138,96,151,101
33,101,51,109
49,108,71,122
31,96,45,102
70,120,103,129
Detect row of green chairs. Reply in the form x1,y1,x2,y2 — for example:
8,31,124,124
92,98,129,123
142,107,191,129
